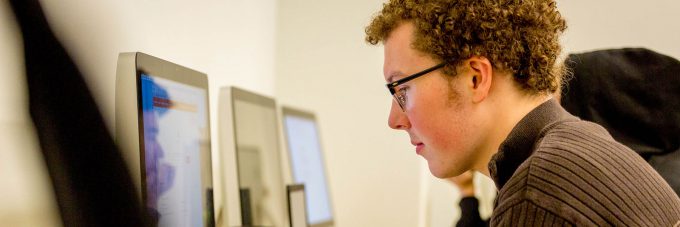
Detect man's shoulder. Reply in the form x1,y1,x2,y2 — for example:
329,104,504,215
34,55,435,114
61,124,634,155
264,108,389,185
493,119,680,226
525,119,661,202
539,119,620,149
530,119,649,180
493,119,617,204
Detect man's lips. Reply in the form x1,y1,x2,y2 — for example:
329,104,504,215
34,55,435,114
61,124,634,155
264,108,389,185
413,142,424,154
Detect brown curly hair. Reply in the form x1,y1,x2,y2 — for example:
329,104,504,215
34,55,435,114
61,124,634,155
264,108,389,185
365,0,567,94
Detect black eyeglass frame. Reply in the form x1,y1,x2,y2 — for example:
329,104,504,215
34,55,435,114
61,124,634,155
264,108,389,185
386,62,448,111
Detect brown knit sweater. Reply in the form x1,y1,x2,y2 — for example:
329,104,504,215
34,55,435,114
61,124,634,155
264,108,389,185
488,99,680,226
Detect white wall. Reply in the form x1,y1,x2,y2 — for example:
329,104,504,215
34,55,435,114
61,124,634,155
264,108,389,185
38,0,278,130
559,0,680,59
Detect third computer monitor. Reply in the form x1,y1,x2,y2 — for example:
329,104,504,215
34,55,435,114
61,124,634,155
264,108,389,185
281,107,334,227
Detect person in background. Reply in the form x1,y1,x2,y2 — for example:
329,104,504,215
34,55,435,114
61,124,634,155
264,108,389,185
560,48,680,196
364,0,680,225
447,171,486,227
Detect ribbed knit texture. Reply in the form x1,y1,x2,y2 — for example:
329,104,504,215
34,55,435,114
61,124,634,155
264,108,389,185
489,100,680,226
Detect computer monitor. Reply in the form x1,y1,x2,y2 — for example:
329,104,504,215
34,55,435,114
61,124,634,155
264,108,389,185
281,107,334,227
116,52,214,226
226,87,288,227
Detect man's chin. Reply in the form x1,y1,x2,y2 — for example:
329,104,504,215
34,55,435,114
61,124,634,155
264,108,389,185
428,166,452,179
428,164,466,179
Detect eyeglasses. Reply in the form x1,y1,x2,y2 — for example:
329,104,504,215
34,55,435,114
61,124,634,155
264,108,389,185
386,62,447,111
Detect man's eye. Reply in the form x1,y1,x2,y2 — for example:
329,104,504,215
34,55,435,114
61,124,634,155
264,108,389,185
398,95,407,103
397,87,408,103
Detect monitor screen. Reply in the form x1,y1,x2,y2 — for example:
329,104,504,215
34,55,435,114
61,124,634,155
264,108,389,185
230,87,288,227
282,107,334,226
116,52,214,227
140,74,210,226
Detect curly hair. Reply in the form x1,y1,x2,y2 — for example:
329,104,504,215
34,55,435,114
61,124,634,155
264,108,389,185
365,0,567,94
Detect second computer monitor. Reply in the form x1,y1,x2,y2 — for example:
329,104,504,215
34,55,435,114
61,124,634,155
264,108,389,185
229,87,288,227
281,107,334,227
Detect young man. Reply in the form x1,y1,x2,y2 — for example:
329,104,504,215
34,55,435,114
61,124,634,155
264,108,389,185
365,0,680,225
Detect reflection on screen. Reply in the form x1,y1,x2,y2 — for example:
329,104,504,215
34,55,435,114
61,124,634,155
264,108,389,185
284,115,333,225
141,74,208,227
233,98,287,227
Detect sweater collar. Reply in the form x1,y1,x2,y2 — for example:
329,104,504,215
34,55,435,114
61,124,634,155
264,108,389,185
488,98,575,190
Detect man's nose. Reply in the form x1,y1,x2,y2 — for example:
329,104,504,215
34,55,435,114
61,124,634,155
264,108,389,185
388,100,410,130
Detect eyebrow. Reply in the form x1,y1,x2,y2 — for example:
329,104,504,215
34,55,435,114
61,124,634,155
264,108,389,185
386,71,405,83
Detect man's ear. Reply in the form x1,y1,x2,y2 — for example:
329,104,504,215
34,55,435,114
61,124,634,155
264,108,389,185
467,56,493,103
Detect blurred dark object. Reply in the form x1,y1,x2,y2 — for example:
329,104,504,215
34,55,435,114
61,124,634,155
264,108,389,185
240,188,254,226
561,48,680,196
456,197,488,227
8,0,145,226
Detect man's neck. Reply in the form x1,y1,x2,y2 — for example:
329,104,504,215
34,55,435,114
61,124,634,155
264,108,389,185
475,89,552,177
